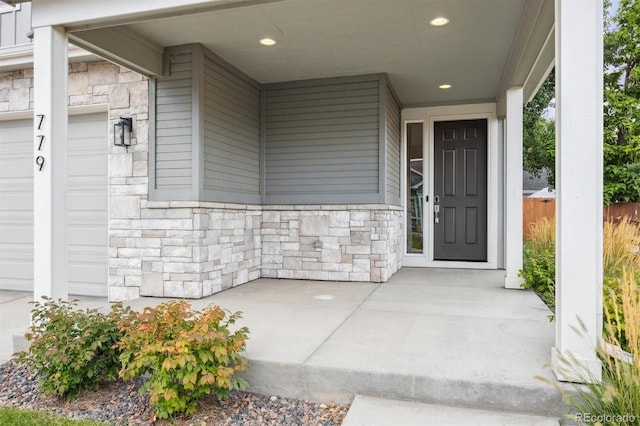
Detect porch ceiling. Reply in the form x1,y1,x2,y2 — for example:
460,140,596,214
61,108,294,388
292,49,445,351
113,0,547,107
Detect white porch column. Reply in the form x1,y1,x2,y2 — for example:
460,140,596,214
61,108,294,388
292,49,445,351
504,87,524,289
33,26,68,300
552,0,603,382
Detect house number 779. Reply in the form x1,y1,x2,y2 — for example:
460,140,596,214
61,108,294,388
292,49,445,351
35,114,45,171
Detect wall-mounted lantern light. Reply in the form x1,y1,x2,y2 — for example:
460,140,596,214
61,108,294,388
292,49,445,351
114,117,132,147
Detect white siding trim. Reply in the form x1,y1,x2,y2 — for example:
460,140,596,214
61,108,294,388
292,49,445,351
504,87,524,288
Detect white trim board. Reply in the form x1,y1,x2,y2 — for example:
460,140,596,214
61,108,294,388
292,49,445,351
0,44,98,72
0,104,109,121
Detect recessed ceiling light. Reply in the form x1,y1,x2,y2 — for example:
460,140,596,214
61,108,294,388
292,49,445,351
439,84,452,89
430,17,450,27
260,38,277,46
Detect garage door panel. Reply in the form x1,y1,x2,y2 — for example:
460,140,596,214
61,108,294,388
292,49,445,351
68,230,108,247
67,113,108,297
68,193,108,212
0,119,35,292
0,159,31,178
0,126,31,167
0,195,33,212
68,178,107,189
0,181,33,192
68,247,108,257
69,264,108,283
0,259,32,278
0,226,32,244
0,214,33,227
0,278,33,292
0,176,32,185
0,121,31,142
69,114,106,132
0,244,32,258
0,112,108,296
68,157,108,177
0,162,31,177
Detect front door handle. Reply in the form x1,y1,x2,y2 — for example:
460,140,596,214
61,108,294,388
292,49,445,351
434,204,440,223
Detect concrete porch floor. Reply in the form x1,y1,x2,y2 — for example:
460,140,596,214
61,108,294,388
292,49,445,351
0,268,566,417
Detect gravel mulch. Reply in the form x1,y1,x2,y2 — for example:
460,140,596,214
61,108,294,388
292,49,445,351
0,361,349,425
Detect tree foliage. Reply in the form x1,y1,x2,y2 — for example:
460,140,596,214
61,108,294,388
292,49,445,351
523,70,555,187
603,0,640,204
524,1,640,203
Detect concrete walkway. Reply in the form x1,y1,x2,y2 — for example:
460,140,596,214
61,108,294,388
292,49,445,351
342,395,561,426
1,268,567,418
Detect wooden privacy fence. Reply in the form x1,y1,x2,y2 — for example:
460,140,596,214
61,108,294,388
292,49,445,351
523,198,640,239
523,198,555,239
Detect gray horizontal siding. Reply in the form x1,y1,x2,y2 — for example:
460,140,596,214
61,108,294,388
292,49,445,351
202,50,260,203
385,84,401,206
151,44,261,203
0,3,31,48
154,49,193,192
150,45,397,206
264,76,381,204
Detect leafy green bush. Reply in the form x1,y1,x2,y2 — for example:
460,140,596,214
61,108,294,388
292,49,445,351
116,301,249,419
520,218,556,311
15,297,130,400
520,241,556,310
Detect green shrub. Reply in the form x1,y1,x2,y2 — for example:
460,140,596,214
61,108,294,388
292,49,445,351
116,301,249,419
520,217,556,311
520,241,556,310
520,217,640,340
15,297,130,400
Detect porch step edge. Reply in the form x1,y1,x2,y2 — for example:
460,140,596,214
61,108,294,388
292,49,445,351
240,359,571,418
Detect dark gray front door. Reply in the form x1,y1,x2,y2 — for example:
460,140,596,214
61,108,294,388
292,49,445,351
433,119,487,261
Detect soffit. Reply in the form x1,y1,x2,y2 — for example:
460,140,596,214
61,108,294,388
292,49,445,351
123,0,531,106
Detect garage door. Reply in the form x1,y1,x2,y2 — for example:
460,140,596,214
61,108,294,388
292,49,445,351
0,113,108,296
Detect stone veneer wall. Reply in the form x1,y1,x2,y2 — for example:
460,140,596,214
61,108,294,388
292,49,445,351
117,202,402,299
1,61,405,301
261,205,403,282
128,201,262,299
